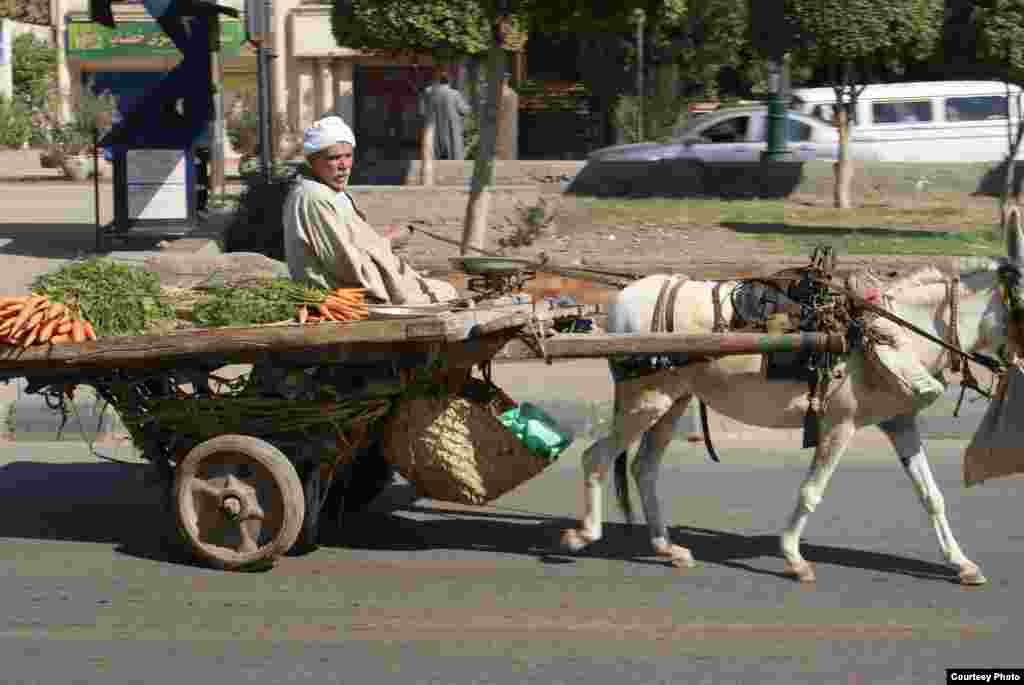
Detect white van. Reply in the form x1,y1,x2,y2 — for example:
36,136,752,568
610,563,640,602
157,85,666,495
790,80,1022,163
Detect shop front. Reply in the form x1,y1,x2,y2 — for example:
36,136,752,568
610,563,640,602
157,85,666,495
353,64,435,162
65,12,253,135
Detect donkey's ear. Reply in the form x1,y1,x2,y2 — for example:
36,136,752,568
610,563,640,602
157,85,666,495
1007,205,1024,265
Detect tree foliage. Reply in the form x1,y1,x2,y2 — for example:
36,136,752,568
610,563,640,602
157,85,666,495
973,0,1024,84
787,0,943,78
12,32,56,111
331,0,496,59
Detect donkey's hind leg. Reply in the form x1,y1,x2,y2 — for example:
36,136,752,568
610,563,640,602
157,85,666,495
631,395,695,567
561,430,627,552
879,414,986,585
562,374,681,554
780,419,856,582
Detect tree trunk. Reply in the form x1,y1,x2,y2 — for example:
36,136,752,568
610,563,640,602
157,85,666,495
419,118,436,186
1001,112,1024,238
833,106,854,209
460,40,506,256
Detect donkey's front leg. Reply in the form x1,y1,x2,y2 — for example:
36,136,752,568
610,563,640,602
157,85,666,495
780,420,856,582
879,415,986,585
561,434,624,552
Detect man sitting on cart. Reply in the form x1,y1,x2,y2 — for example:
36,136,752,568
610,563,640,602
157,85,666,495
283,115,458,305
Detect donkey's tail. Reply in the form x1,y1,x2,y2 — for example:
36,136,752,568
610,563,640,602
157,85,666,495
699,400,721,463
613,449,633,524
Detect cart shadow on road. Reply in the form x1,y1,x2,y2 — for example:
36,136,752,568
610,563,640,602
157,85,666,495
0,460,195,567
332,503,963,584
0,461,965,583
0,223,104,259
0,223,166,260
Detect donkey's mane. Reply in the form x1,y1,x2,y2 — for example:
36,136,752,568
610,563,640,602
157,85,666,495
885,258,1000,305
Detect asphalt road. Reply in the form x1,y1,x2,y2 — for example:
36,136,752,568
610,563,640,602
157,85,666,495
1,438,1022,684
0,182,1017,682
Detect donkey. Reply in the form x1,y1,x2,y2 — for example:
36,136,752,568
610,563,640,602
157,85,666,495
560,228,1024,586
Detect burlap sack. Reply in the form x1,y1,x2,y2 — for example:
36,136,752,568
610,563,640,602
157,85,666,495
381,380,549,505
964,365,1024,487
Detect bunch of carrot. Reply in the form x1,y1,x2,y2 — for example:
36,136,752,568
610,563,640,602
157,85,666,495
0,295,98,348
296,288,369,324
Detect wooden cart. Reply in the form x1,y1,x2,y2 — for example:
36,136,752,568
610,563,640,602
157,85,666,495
0,294,845,571
0,299,582,570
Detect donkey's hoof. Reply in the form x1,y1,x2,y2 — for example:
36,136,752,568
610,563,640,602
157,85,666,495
561,528,598,553
656,544,695,569
783,559,816,583
958,562,987,586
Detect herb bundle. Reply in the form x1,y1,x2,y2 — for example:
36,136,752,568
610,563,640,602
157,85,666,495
190,278,326,328
30,258,174,338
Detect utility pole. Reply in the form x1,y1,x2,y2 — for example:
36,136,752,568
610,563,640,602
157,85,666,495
209,13,226,202
633,8,645,143
246,0,274,183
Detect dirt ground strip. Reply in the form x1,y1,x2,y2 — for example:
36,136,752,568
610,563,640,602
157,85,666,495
383,189,984,283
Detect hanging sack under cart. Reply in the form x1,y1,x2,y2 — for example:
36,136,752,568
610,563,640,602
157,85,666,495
382,379,574,505
963,364,1024,487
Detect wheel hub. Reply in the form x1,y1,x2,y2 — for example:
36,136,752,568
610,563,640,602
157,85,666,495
221,495,243,520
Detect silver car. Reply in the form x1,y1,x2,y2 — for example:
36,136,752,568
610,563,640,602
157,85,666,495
589,106,878,164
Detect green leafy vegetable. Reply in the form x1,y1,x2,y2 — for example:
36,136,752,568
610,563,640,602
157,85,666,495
30,258,175,337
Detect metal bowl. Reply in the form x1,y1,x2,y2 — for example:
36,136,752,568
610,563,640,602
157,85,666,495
450,256,529,275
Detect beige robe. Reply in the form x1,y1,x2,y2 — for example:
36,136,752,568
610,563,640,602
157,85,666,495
283,175,456,304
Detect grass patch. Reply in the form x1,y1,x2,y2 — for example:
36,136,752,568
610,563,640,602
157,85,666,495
568,193,1005,257
572,197,785,226
748,226,1002,257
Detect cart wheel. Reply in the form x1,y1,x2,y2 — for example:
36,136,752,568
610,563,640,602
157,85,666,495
174,435,305,571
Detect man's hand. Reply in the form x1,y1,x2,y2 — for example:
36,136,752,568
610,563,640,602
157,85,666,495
380,224,413,249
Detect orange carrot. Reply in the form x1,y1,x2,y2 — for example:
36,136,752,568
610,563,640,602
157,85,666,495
82,321,97,341
10,295,45,335
37,318,59,343
44,302,66,320
71,319,85,343
317,303,337,321
19,309,45,336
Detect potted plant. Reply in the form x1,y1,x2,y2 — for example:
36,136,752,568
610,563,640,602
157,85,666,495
40,82,116,181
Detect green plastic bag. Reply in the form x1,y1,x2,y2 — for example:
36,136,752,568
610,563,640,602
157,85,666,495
497,402,575,462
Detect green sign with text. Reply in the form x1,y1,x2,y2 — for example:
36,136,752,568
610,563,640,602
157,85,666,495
67,20,245,58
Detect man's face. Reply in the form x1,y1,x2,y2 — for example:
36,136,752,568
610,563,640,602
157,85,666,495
309,142,354,192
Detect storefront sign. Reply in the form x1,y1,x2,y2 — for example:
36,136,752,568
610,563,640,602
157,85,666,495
67,20,245,58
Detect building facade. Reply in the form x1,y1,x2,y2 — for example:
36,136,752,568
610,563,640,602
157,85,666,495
52,0,472,161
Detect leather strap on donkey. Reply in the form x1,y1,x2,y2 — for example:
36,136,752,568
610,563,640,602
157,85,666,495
651,276,721,463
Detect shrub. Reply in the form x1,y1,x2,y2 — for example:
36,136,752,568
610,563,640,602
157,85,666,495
12,33,56,112
225,91,301,161
0,95,32,149
223,163,298,260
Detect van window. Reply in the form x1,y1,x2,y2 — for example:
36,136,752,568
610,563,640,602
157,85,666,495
945,95,1008,121
871,100,933,124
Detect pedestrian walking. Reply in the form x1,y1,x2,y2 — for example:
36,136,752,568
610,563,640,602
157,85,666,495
418,68,471,160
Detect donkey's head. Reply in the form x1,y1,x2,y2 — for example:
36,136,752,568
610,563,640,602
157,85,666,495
980,207,1024,361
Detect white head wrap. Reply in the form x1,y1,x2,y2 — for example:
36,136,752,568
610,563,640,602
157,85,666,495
302,115,356,157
